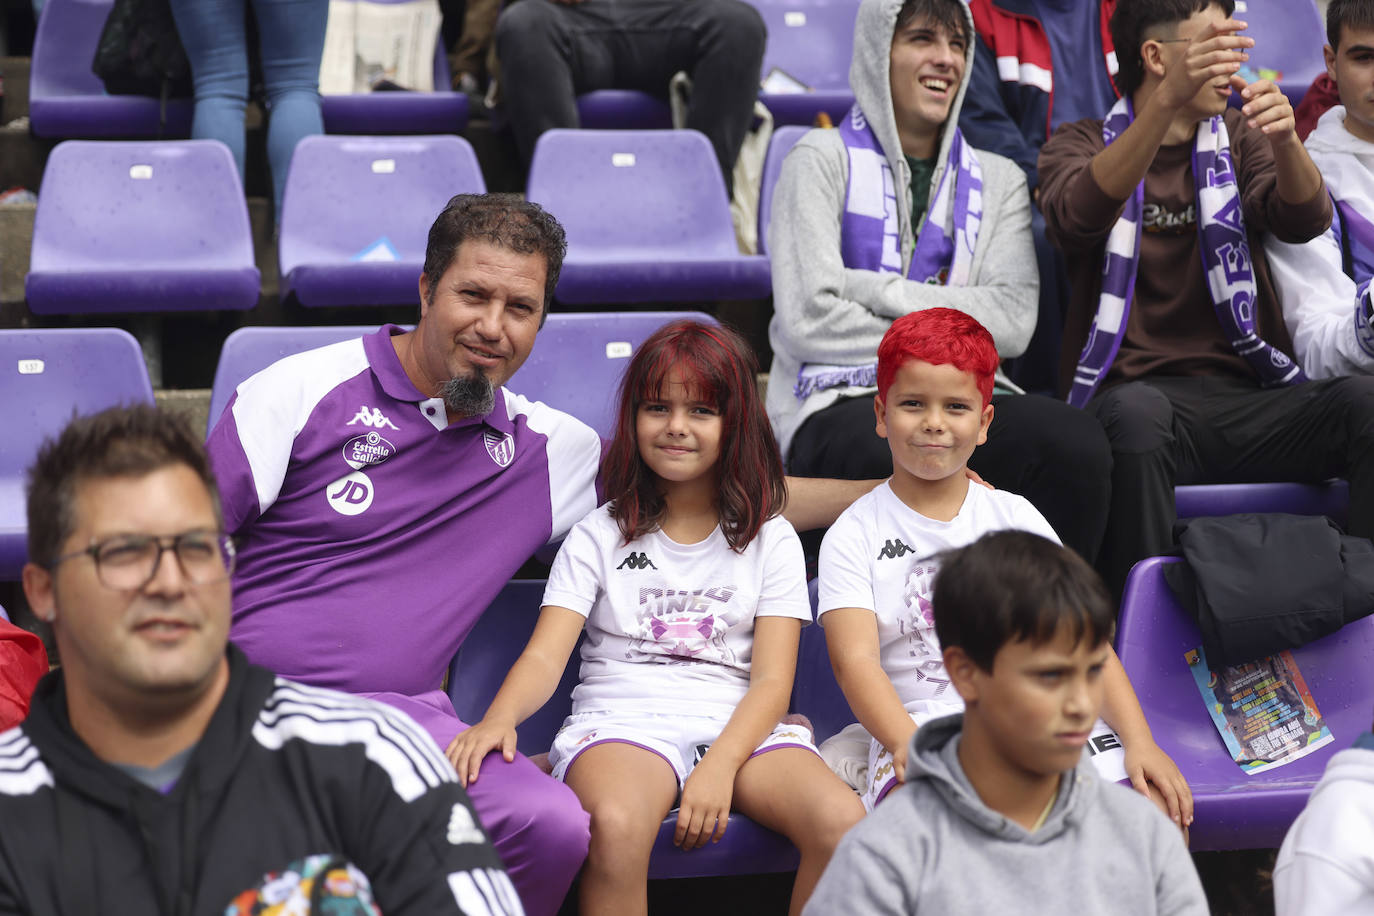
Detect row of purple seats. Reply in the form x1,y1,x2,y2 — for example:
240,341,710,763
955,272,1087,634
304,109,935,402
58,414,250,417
25,130,765,313
0,329,156,579
29,0,466,139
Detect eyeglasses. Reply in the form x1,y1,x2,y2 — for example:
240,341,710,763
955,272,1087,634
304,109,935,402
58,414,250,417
1154,37,1194,43
50,530,237,591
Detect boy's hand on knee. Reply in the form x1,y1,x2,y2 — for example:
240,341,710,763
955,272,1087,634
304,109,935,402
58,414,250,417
446,719,518,787
1124,740,1193,833
675,758,735,849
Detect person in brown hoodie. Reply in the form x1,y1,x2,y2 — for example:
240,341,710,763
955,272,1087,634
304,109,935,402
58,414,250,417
1037,0,1374,597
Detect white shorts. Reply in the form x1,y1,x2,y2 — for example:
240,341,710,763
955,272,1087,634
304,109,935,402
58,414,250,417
830,704,1129,810
548,709,821,789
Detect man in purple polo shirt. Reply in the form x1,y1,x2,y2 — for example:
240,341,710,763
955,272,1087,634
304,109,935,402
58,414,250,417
206,194,598,916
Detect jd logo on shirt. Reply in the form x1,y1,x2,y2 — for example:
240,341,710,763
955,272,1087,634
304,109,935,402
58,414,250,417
616,552,658,571
876,539,915,560
327,470,374,516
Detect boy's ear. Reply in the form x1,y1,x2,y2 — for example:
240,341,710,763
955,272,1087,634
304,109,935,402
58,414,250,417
944,645,981,705
976,402,994,446
1325,43,1338,82
1141,37,1169,82
874,394,890,440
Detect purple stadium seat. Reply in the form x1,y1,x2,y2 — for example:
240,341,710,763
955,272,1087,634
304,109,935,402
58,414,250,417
446,579,801,879
513,311,716,440
789,579,856,744
29,0,193,139
0,605,7,623
1236,0,1325,110
26,141,260,315
753,0,860,126
527,130,771,304
207,326,383,433
0,329,155,579
757,125,809,257
278,135,485,308
1116,555,1374,850
1175,481,1349,528
576,90,674,130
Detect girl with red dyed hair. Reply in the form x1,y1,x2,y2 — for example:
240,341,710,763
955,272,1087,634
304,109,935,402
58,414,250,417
449,320,863,915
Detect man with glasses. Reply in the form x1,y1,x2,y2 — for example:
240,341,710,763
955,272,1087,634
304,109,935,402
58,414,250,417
0,405,521,915
1037,0,1374,598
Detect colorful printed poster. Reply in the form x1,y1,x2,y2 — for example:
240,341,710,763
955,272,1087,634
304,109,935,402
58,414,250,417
1185,646,1334,775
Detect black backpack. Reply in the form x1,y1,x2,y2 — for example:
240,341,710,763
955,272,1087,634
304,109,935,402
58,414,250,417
91,0,193,102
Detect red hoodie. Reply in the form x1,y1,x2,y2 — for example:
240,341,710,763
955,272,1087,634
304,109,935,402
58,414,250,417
0,620,48,731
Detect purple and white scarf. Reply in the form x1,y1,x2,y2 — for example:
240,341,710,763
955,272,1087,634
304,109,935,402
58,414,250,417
1067,97,1306,408
795,105,983,400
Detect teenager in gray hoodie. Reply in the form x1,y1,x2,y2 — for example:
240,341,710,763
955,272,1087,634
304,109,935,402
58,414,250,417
804,531,1208,916
765,0,1112,564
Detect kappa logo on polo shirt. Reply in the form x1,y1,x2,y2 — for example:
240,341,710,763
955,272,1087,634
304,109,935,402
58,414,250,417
326,470,374,516
347,405,400,430
483,430,515,468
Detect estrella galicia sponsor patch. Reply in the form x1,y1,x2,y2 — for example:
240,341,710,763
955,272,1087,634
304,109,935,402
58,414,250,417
342,431,395,470
483,429,515,468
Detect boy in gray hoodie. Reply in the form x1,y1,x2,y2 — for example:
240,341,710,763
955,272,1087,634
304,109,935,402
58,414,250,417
766,0,1112,563
805,530,1208,915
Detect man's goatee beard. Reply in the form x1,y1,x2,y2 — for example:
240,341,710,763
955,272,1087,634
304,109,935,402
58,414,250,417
441,374,496,417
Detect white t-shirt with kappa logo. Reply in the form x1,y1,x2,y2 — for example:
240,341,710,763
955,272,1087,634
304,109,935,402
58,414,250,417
818,480,1059,709
543,506,813,719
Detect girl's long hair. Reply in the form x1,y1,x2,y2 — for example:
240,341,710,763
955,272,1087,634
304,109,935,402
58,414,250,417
602,320,786,552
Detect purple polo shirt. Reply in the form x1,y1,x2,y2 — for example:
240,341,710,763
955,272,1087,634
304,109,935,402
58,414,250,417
207,325,601,744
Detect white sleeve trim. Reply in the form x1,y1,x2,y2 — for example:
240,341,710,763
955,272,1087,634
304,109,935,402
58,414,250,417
232,339,372,517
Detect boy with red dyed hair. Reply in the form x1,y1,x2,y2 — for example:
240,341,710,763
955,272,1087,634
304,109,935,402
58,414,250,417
818,309,1192,831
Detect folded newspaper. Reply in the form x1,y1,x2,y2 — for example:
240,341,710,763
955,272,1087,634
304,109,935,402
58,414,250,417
1186,646,1334,775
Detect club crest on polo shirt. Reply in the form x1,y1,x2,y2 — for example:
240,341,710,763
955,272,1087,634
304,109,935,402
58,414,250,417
483,429,515,468
342,430,395,469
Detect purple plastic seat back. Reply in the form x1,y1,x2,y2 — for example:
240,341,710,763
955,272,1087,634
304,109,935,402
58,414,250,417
208,326,385,433
0,329,155,578
29,0,194,138
789,579,856,743
446,579,800,878
513,311,716,440
1116,555,1374,850
527,130,771,303
278,135,485,307
26,140,260,314
576,90,674,129
753,0,860,125
757,125,810,256
1175,480,1349,528
1238,0,1325,109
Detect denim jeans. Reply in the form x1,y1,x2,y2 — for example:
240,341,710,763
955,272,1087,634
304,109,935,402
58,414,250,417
169,0,328,213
